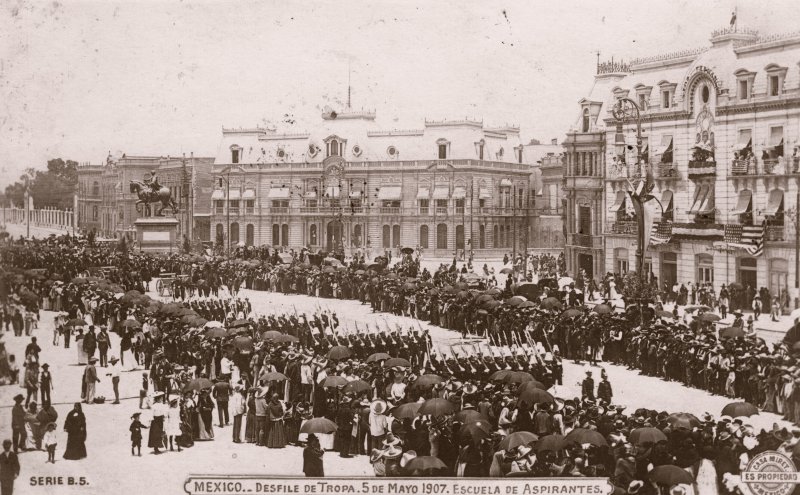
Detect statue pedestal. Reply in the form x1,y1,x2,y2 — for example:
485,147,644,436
134,217,179,253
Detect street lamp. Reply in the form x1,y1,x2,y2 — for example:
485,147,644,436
216,170,232,253
611,97,652,277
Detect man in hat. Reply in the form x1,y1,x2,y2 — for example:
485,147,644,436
303,434,324,477
581,370,595,401
597,370,613,405
106,356,121,404
11,396,25,453
0,439,20,495
212,378,231,427
83,358,100,404
96,326,110,367
368,399,388,450
39,364,53,409
230,384,246,443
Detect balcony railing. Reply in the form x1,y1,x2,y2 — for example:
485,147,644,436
419,207,430,215
229,207,239,215
435,207,448,215
380,207,401,215
573,234,594,248
688,160,716,179
765,224,785,241
655,162,679,179
731,158,757,176
456,207,465,214
606,220,638,235
270,207,289,214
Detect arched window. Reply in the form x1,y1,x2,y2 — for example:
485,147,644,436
246,224,255,246
310,224,318,245
479,224,485,248
456,225,465,249
582,108,590,133
419,225,429,249
230,222,240,244
215,224,224,243
272,224,280,246
392,225,401,247
91,181,100,196
329,139,339,157
281,224,289,246
436,223,448,249
352,224,362,247
696,254,713,284
382,225,391,248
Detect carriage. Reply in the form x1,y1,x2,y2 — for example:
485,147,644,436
156,272,176,297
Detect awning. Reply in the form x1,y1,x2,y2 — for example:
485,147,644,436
228,189,241,200
500,179,513,187
732,132,752,151
730,190,752,215
268,188,290,199
608,190,626,212
377,186,402,200
432,186,450,199
688,184,708,214
452,187,466,199
660,190,673,214
325,186,340,199
416,187,430,199
211,189,225,200
479,187,492,199
697,186,715,215
764,189,784,216
242,189,256,200
653,137,673,156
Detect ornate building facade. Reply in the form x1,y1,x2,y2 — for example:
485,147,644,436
209,108,532,257
564,26,800,305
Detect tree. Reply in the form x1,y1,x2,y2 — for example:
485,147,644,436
4,159,78,210
621,271,657,304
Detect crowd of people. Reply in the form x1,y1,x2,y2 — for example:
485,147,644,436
2,234,800,494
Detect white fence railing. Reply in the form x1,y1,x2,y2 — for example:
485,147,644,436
1,207,76,233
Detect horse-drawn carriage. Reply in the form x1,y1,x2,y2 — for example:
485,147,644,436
156,273,176,297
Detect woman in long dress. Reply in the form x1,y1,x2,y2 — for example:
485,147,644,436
166,398,183,452
148,393,167,454
266,395,287,448
244,388,257,443
196,389,215,440
63,403,87,460
24,402,40,450
75,329,87,365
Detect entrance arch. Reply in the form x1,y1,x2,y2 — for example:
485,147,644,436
327,220,344,252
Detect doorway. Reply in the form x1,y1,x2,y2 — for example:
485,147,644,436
327,221,343,252
578,253,593,279
661,252,678,288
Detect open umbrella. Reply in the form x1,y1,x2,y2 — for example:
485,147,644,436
322,376,348,388
261,372,287,382
232,336,254,352
629,427,668,446
203,321,224,329
499,267,514,275
66,318,86,328
418,398,457,417
535,434,567,452
366,353,391,363
506,296,528,307
328,346,352,360
385,357,411,368
561,308,582,320
517,380,548,393
459,421,491,443
299,418,338,434
262,330,283,340
593,304,613,315
655,310,675,319
400,246,415,255
204,327,228,339
649,465,694,485
490,370,513,382
719,327,746,339
182,377,214,392
228,319,251,328
667,413,701,430
517,388,555,406
411,374,444,389
503,371,535,384
390,402,421,419
454,409,489,424
721,402,759,418
565,428,608,447
697,313,722,323
342,379,372,395
684,305,712,313
497,431,539,451
541,297,562,310
404,456,447,473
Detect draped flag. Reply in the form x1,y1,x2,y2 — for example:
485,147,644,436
642,199,658,249
726,222,764,257
649,222,672,246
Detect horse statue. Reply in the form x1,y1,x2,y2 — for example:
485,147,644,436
129,180,178,217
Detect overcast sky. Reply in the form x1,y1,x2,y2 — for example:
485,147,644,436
1,0,798,187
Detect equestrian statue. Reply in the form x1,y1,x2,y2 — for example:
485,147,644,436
129,171,178,217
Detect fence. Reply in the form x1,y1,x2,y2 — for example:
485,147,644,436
1,207,76,233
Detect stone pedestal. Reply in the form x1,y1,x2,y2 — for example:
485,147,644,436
134,217,179,253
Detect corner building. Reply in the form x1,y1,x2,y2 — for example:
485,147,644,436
564,26,800,305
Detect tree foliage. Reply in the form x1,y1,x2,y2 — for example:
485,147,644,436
3,159,78,209
621,271,657,303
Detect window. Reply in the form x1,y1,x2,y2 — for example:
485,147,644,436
582,108,590,133
438,144,447,159
387,146,397,157
231,148,240,164
662,91,671,109
230,222,240,244
765,65,788,98
697,254,714,284
92,205,98,220
479,224,485,248
436,224,448,249
435,198,448,214
516,147,523,164
419,225,429,249
493,224,499,247
272,224,280,245
638,94,647,110
229,200,240,215
479,198,486,209
328,139,340,157
456,225,464,250
308,144,319,157
246,224,254,246
517,188,524,209
215,200,224,214
91,181,99,196
768,76,779,96
392,225,401,247
478,142,484,159
498,147,504,159
310,224,318,245
614,248,629,274
271,200,289,209
382,225,391,248
216,224,224,242
277,148,286,159
281,224,288,246
738,80,749,100
352,145,362,157
701,85,710,103
418,199,429,214
352,224,362,247
578,206,591,235
455,199,465,214
245,200,254,214
768,126,784,158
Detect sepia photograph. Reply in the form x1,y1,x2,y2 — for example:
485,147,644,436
1,1,800,494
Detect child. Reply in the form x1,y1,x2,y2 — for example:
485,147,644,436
139,372,150,409
129,412,148,456
43,422,57,463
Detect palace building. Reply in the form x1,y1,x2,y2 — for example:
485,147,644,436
563,25,800,305
209,106,533,257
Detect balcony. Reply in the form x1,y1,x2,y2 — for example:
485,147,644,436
229,207,239,216
606,220,638,235
654,162,679,180
380,207,401,215
270,207,289,214
731,158,757,176
571,233,602,249
435,207,448,215
418,207,430,215
687,160,716,179
765,224,786,242
456,207,465,214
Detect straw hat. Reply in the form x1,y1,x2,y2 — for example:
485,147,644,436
400,450,417,468
370,399,388,416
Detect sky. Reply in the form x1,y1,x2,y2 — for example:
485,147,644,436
1,0,798,187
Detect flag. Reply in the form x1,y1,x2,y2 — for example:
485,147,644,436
730,11,737,28
672,223,724,241
649,222,672,246
727,222,764,257
642,199,658,248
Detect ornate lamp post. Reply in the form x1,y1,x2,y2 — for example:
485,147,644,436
611,98,652,277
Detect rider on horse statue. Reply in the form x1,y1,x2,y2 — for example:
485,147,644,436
144,171,161,195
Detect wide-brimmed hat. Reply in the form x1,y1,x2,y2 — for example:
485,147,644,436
628,481,644,495
383,433,402,447
772,424,793,442
370,448,385,463
88,357,98,363
463,383,478,395
515,444,533,459
109,356,119,364
400,450,417,468
718,431,732,441
383,445,402,459
255,387,269,398
14,394,24,403
370,399,388,416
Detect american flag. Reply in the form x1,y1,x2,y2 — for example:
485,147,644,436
649,222,672,246
726,222,764,257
